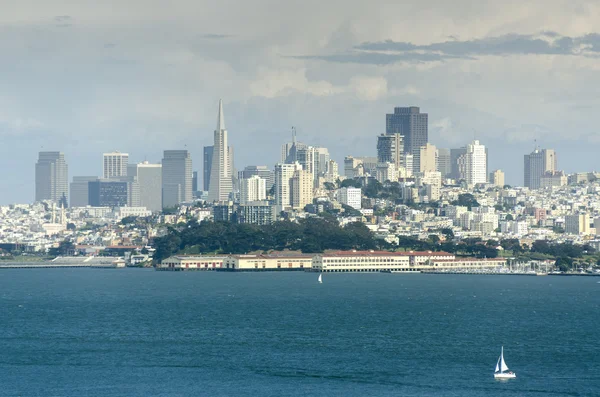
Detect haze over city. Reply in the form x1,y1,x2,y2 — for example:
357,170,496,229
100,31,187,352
2,0,600,203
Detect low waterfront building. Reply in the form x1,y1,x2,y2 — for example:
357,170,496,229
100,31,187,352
312,250,504,273
222,253,312,271
158,255,226,270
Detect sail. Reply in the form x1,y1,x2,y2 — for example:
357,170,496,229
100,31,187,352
495,358,500,373
318,274,322,283
499,347,509,372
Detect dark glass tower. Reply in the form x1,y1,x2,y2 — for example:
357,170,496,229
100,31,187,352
385,107,428,157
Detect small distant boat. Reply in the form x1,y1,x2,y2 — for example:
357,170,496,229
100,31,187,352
494,346,516,379
318,273,322,284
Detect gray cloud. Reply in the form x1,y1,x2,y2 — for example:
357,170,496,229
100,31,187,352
54,15,73,28
294,32,600,65
199,33,232,40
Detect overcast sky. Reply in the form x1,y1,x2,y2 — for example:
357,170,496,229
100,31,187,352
1,0,600,204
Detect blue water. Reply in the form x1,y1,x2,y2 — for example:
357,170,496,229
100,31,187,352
1,270,599,396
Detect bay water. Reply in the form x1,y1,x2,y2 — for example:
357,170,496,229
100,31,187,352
1,269,599,396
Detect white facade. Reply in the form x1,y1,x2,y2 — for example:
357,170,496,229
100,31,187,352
489,169,505,187
240,175,266,205
223,254,312,271
103,151,129,179
376,162,397,183
337,187,362,210
465,140,487,185
208,100,234,202
419,143,437,173
115,207,152,219
415,171,441,201
291,169,313,210
159,255,226,270
275,162,302,211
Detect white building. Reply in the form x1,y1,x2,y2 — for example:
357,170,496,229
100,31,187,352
275,162,303,211
337,187,362,210
103,151,129,179
240,175,267,205
158,255,227,270
208,100,234,202
376,162,397,183
465,140,487,185
115,207,152,219
415,171,441,201
291,169,313,210
565,213,590,235
222,254,313,271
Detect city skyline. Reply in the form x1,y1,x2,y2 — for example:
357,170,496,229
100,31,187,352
3,1,600,203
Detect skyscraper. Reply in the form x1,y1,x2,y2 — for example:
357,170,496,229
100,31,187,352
281,129,307,163
103,151,129,179
377,133,403,170
128,161,162,212
238,166,274,192
70,176,97,207
464,140,487,185
524,148,556,189
291,168,313,210
162,150,192,208
208,100,234,202
203,146,213,192
88,180,128,207
35,151,68,206
385,106,428,157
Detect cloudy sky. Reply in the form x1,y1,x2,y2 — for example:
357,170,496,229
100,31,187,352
1,0,600,203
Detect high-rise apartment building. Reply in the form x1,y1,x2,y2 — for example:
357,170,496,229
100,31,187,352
377,133,403,170
565,213,590,235
415,171,442,201
162,150,192,208
450,147,467,180
524,148,556,189
385,106,428,158
275,162,303,211
291,169,313,210
208,100,234,202
35,151,68,206
128,161,162,212
489,170,505,187
337,187,362,210
437,148,451,178
103,151,129,179
464,140,487,185
70,176,97,207
418,143,437,173
239,175,267,205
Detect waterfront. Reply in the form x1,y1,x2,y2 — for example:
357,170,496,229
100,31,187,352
1,269,599,396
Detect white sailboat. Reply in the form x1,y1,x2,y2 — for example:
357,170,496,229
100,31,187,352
318,273,322,284
494,346,516,379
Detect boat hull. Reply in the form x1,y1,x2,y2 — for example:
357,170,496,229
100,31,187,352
494,372,516,379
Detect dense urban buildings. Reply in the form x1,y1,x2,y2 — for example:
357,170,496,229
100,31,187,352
35,151,68,206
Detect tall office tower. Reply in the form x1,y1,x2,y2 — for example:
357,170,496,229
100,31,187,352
192,171,198,194
281,129,308,163
128,161,162,211
240,175,267,205
418,143,437,173
377,133,404,170
489,170,505,188
88,180,128,207
203,146,213,191
296,146,316,175
208,100,234,202
464,140,487,185
524,148,556,189
314,147,330,175
291,169,313,210
70,176,97,207
238,166,275,192
35,151,68,206
385,106,428,157
437,148,451,178
275,162,303,211
103,151,129,179
162,150,192,208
